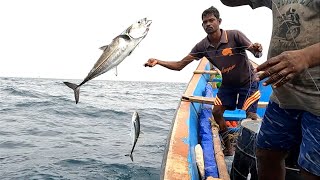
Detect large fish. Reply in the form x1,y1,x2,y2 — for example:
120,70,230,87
63,18,152,104
125,111,140,161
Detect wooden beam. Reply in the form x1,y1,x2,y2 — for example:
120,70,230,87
182,95,268,108
257,101,268,108
211,125,230,180
181,95,216,105
193,70,219,75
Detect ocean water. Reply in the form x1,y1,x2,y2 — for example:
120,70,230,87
0,77,187,180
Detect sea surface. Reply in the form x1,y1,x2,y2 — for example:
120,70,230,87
0,77,187,180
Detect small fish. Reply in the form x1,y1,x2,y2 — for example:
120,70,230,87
63,18,152,104
125,111,140,161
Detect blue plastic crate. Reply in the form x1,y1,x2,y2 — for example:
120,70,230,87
223,109,246,121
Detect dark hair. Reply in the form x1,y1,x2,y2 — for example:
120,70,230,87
202,6,220,20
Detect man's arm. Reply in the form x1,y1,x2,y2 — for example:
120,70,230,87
235,30,263,58
144,54,196,71
255,42,320,88
220,0,272,9
304,43,320,68
220,0,252,7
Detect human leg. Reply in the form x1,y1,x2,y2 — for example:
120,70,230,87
213,105,235,156
213,87,237,156
301,169,320,180
256,149,288,180
213,87,237,131
212,105,227,132
256,101,303,180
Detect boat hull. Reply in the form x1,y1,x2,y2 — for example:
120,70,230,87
161,57,274,180
161,58,212,180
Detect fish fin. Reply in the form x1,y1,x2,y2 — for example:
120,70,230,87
115,67,118,76
120,29,127,35
120,25,132,35
124,154,134,162
63,82,80,104
128,50,133,56
99,45,109,51
117,34,131,41
130,154,133,161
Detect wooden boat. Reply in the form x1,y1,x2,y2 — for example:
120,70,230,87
160,57,301,180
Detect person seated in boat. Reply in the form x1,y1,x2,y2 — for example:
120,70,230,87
144,6,263,156
220,0,320,179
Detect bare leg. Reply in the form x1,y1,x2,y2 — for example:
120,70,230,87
256,148,288,180
212,105,234,156
301,169,320,180
212,105,227,132
246,111,258,120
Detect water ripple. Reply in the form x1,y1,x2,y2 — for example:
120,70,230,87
0,77,186,180
0,141,37,149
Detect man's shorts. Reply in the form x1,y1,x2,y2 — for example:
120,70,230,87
256,101,320,176
214,81,260,113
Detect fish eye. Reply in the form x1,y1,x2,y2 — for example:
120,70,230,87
138,21,141,24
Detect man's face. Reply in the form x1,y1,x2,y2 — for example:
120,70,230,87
202,14,221,34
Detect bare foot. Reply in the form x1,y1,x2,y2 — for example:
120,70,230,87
246,112,258,120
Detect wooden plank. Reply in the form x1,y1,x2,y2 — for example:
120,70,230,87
182,95,268,108
181,95,216,105
194,70,219,75
257,101,268,108
211,125,230,180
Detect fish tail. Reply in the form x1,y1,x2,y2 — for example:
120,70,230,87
124,153,134,162
130,154,133,162
63,82,80,104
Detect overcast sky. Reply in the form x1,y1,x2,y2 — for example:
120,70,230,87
0,0,272,83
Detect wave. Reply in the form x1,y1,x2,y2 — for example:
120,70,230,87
0,77,185,180
0,141,37,149
2,86,42,98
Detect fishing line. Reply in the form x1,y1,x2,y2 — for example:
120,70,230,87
193,3,318,178
190,44,258,102
190,101,201,121
244,59,255,111
250,1,320,175
204,48,257,111
200,43,260,177
230,124,258,179
271,0,319,92
191,45,251,56
192,44,258,102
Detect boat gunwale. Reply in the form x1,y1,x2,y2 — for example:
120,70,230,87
160,58,210,180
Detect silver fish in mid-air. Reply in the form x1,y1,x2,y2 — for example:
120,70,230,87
63,18,152,104
125,111,140,161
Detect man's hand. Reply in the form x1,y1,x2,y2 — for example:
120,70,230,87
248,43,263,58
249,43,263,52
144,58,158,67
255,50,309,88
